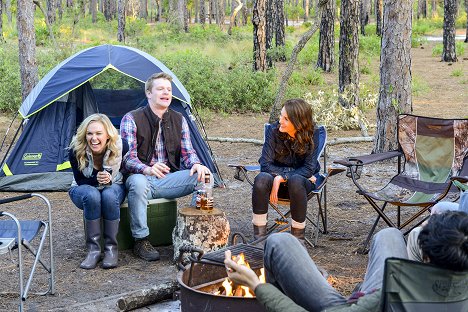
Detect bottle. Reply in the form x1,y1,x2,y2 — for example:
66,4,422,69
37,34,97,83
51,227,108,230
200,172,214,210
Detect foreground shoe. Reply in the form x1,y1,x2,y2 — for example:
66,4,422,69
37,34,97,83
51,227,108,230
291,227,306,247
253,224,267,240
133,237,160,261
102,219,119,269
81,218,102,269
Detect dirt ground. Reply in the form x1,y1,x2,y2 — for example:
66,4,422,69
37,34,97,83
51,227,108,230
0,40,466,311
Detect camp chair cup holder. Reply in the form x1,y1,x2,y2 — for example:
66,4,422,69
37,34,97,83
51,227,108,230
0,193,55,312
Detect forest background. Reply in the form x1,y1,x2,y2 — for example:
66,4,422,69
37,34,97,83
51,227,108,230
0,0,467,310
0,0,467,128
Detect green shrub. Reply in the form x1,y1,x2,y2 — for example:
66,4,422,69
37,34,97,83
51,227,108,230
451,69,464,77
432,42,465,57
359,33,381,57
304,89,374,131
160,50,276,113
0,45,22,113
412,75,430,97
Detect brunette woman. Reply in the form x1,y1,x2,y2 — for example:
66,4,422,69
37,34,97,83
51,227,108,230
252,99,320,241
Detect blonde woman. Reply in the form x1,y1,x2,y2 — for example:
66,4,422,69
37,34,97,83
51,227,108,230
68,114,126,269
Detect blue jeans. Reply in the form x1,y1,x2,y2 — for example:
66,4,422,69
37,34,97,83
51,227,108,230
252,172,314,222
125,170,198,238
263,228,408,311
69,183,125,221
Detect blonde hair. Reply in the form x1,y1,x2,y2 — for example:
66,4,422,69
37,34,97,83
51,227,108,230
69,114,120,171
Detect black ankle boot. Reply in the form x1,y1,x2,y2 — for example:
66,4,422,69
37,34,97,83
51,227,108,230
253,224,267,240
291,227,306,246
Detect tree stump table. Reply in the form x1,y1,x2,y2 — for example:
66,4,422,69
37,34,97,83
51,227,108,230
172,207,230,263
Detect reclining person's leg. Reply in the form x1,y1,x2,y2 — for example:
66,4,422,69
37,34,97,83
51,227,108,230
264,233,346,311
360,228,407,293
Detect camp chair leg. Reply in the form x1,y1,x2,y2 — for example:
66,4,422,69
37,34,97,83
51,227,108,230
363,195,396,228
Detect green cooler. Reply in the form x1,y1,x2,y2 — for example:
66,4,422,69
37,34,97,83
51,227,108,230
118,198,177,250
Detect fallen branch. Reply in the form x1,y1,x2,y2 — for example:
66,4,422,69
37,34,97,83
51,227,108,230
116,280,179,311
207,136,373,146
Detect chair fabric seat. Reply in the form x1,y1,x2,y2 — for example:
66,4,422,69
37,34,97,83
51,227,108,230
0,220,43,243
383,258,468,311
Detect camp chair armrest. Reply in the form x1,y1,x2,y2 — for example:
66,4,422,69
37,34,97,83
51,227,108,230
451,176,468,184
334,150,401,167
228,164,260,172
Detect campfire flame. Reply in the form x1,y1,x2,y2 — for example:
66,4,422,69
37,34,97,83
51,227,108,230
214,253,265,297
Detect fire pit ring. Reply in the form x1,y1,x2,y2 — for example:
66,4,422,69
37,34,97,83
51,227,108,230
177,261,266,312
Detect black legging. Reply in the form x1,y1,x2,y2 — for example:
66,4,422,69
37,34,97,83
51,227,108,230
252,172,314,223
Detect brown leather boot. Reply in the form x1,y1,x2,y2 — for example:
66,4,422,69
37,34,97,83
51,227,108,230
291,227,306,246
253,224,267,240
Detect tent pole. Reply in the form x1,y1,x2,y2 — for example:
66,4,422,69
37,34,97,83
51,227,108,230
0,111,19,154
0,117,23,170
190,104,225,187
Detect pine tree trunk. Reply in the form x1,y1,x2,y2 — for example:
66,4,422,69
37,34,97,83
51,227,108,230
57,0,63,19
360,0,369,35
104,0,111,20
417,0,427,18
375,0,382,36
6,0,12,23
0,0,3,42
464,0,468,42
139,0,148,18
374,0,412,153
316,0,335,72
91,0,97,22
194,0,199,23
241,0,247,25
117,0,125,41
47,0,55,24
338,0,359,108
200,0,206,25
17,0,38,101
304,0,309,21
253,0,267,71
442,0,458,62
431,0,436,17
265,0,275,67
217,0,225,29
156,0,161,21
228,0,242,34
275,0,286,61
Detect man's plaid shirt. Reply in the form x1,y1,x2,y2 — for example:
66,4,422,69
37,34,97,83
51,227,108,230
120,111,200,174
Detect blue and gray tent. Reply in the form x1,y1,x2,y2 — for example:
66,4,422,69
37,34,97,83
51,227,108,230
0,44,223,191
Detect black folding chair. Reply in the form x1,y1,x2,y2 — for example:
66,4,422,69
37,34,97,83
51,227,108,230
230,124,344,247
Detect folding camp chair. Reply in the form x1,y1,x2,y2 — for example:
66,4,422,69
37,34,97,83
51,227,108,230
229,124,344,247
0,193,55,312
381,258,468,312
335,114,468,252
